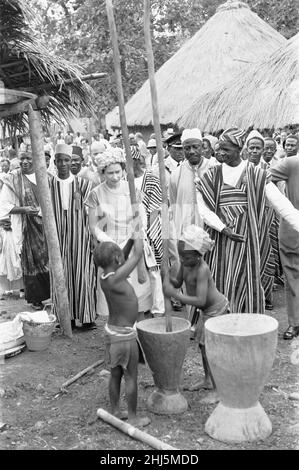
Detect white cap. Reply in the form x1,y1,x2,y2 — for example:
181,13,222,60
180,225,214,254
181,129,202,144
55,143,72,157
147,139,157,149
245,130,264,146
204,134,218,150
91,140,107,154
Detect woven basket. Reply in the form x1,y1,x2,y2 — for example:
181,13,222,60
22,306,56,351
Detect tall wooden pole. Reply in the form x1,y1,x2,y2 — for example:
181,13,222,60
144,0,172,332
106,0,137,211
106,0,147,282
88,116,92,162
28,105,72,338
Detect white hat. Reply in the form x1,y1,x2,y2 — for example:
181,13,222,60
181,129,202,144
91,140,107,154
166,128,174,135
147,139,157,149
55,143,72,157
180,225,214,255
245,130,264,146
109,136,120,143
203,134,218,150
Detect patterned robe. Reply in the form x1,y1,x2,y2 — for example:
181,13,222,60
196,163,272,314
0,170,50,303
140,171,163,267
49,175,96,323
259,160,283,294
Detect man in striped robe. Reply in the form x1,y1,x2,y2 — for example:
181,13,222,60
131,146,164,316
0,150,50,308
246,131,279,311
49,144,96,328
196,128,299,315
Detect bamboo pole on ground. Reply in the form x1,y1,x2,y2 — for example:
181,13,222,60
60,359,104,391
28,105,72,338
144,0,172,332
106,0,147,282
97,408,178,450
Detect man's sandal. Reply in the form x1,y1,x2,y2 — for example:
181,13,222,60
283,326,299,340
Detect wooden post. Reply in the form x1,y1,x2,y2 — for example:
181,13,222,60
28,105,72,338
14,134,19,157
106,0,147,282
0,97,36,119
144,0,172,332
22,72,107,93
88,116,92,161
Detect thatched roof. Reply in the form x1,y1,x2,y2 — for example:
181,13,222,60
106,0,286,128
178,32,299,131
0,0,95,133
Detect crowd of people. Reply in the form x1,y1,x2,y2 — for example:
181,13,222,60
0,127,299,325
1,125,299,423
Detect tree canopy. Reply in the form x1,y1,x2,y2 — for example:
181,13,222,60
31,0,298,119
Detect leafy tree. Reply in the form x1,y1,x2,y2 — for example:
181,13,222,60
30,0,298,119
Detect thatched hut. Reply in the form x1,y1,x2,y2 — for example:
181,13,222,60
106,0,286,130
0,0,95,136
178,32,299,131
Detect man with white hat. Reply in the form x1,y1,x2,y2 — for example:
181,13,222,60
48,143,97,330
169,128,215,241
168,129,215,312
146,138,157,167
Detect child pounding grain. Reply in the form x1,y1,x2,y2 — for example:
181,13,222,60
162,225,230,403
93,232,151,427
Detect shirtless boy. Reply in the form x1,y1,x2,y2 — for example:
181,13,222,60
163,225,229,402
93,235,151,427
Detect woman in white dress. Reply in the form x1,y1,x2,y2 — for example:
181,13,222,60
85,150,153,319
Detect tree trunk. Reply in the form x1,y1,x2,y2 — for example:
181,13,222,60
28,105,72,338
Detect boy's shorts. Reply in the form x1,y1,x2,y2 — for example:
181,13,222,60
192,298,230,347
104,324,139,370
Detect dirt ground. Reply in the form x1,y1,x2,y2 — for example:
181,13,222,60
1,285,299,451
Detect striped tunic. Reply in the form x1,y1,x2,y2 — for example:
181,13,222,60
49,175,96,323
260,160,283,288
196,163,272,314
0,170,50,304
139,171,163,267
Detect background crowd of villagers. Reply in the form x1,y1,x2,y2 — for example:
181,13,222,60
0,125,299,341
